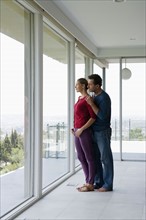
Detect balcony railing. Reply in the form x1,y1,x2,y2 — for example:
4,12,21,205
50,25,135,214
43,122,67,159
43,119,146,159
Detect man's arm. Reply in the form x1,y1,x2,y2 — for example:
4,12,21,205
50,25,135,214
86,96,99,115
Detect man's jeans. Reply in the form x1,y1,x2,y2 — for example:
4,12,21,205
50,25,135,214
93,127,114,190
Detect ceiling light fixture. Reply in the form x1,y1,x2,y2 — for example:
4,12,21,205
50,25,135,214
113,0,126,3
130,37,136,40
122,59,132,80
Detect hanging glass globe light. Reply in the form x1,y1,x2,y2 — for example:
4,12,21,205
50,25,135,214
122,58,132,80
122,67,132,80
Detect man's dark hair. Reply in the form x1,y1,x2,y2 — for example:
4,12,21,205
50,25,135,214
88,74,102,86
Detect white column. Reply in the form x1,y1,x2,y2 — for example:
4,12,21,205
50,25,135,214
24,11,32,198
33,13,43,197
68,40,75,173
102,67,106,90
85,57,93,78
119,58,123,161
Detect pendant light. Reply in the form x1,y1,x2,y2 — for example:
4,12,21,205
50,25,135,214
122,59,132,80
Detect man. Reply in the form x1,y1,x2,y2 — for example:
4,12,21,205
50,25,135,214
86,74,114,192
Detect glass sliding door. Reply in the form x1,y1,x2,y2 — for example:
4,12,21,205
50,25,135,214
121,58,146,160
43,23,69,188
0,0,32,216
75,49,86,167
106,63,120,160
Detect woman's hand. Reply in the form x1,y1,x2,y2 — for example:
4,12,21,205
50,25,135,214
75,128,83,137
71,128,75,135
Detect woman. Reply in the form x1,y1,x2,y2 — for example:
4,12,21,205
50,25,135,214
72,78,96,192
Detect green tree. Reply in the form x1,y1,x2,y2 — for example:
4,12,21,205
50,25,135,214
1,134,11,165
11,129,15,147
129,128,144,140
4,134,11,154
0,140,3,162
10,130,18,148
0,132,24,174
17,134,24,149
11,148,24,165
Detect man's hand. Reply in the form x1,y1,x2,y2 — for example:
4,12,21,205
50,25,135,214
86,96,94,106
86,96,99,115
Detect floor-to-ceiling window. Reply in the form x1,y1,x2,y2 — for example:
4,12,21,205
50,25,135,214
42,23,69,188
121,58,146,160
0,0,32,216
74,49,86,167
106,59,146,161
106,63,120,160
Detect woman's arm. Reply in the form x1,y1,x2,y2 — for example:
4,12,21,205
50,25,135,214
75,118,95,137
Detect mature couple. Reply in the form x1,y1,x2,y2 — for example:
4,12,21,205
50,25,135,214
71,74,114,192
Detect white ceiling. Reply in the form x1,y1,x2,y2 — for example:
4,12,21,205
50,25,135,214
53,0,146,62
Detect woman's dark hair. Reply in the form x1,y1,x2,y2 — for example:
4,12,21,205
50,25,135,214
77,78,88,90
88,74,102,86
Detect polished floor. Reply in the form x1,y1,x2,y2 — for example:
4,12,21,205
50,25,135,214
15,161,146,220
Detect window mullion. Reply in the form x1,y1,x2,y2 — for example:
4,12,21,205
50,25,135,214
33,13,43,197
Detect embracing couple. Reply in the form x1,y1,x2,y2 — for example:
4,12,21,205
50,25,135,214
71,74,114,192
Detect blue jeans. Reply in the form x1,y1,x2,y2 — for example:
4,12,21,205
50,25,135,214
93,128,114,190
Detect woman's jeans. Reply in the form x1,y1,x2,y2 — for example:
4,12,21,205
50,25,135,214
93,127,114,190
74,128,95,184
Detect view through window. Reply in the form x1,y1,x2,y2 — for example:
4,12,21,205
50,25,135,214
42,23,69,188
0,0,32,216
106,61,146,161
121,59,145,160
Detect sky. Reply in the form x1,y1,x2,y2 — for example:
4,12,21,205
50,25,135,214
1,33,24,115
